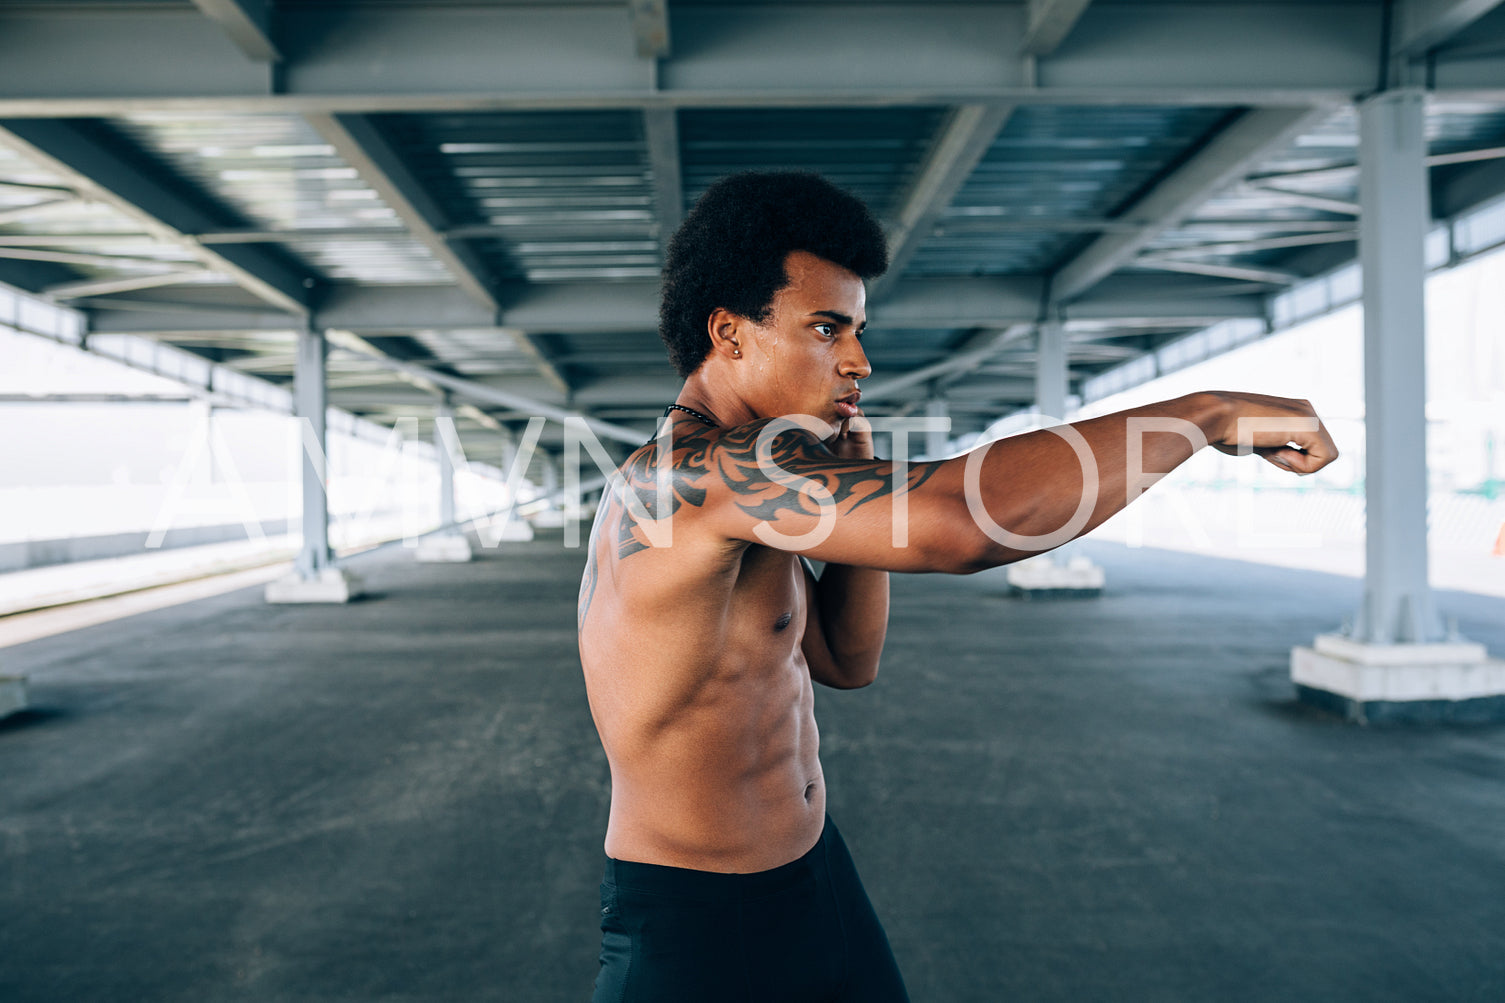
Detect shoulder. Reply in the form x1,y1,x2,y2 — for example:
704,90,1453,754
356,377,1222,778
621,417,836,488
694,416,837,472
601,417,849,547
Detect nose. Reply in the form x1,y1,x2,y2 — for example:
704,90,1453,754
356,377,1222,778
841,337,872,381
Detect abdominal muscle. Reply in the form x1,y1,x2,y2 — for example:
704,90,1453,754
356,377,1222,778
594,653,828,874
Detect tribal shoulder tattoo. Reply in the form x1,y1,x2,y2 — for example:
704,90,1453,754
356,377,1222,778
577,418,940,628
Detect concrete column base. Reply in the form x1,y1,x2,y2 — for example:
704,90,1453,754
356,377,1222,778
414,534,474,563
1292,633,1505,723
1005,554,1105,599
264,567,364,604
0,674,28,719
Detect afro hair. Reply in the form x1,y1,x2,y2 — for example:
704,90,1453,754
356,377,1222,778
658,171,888,378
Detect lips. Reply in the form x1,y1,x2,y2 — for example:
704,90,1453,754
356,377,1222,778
834,390,862,419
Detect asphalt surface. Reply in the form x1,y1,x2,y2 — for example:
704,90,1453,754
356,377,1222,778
2,533,1504,1002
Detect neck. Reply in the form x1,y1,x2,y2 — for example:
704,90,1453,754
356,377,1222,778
677,369,760,429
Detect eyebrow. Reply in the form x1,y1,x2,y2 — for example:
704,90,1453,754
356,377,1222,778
809,310,867,330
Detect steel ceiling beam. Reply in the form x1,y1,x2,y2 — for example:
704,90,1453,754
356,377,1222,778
190,0,280,62
1132,258,1301,285
305,114,497,309
327,331,649,447
1433,155,1505,217
193,227,425,244
0,197,77,225
0,119,315,315
1048,106,1331,304
0,178,71,195
0,392,197,404
870,104,1015,301
84,274,1269,338
857,325,1035,405
897,378,1039,404
181,218,1368,244
1394,0,1505,58
45,269,209,300
1065,273,1271,322
644,108,685,239
0,247,190,270
304,112,571,395
0,233,169,247
1150,231,1357,257
1243,182,1360,215
1248,144,1505,187
0,4,1477,115
1021,0,1096,56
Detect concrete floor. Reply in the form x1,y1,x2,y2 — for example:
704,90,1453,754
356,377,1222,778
2,535,1504,1002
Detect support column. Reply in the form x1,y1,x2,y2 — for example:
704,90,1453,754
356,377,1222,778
1356,89,1440,647
296,327,331,579
533,452,566,528
1291,90,1503,722
925,397,950,459
489,427,536,542
1034,319,1068,423
1007,320,1104,597
416,394,474,562
266,328,362,603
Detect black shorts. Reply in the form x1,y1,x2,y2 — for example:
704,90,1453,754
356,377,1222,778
591,814,909,1002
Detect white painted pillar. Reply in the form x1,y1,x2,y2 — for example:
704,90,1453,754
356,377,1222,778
435,396,457,530
531,452,566,528
295,327,331,579
925,397,950,458
195,400,216,484
266,327,362,602
1290,90,1502,721
1008,319,1103,594
416,393,474,561
488,427,535,542
499,428,518,474
1354,89,1442,645
1035,320,1068,422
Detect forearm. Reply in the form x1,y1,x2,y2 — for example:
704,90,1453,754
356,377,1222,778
956,391,1233,567
815,563,889,682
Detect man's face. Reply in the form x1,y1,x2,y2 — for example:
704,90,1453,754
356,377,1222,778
739,250,872,433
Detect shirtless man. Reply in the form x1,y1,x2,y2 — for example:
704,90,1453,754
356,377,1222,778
578,171,1337,1001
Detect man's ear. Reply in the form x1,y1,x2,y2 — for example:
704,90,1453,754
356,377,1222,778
706,308,744,360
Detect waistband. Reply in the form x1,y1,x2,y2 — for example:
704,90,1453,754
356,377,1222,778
603,814,833,900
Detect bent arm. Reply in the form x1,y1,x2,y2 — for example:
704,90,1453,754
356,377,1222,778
800,558,888,689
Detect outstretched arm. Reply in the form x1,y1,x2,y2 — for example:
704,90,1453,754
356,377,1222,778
955,390,1337,567
676,390,1337,574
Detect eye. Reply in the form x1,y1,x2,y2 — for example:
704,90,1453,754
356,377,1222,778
814,323,836,338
